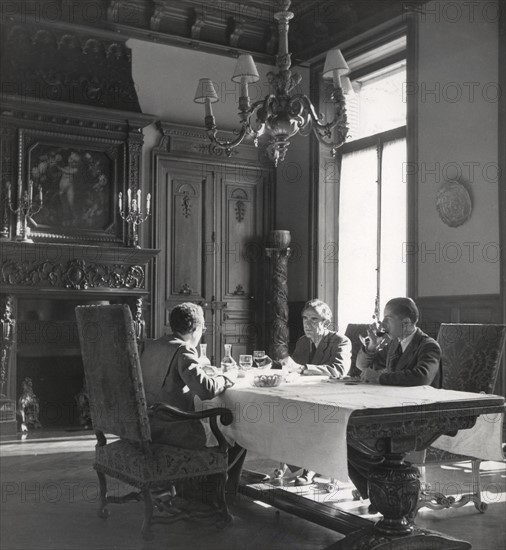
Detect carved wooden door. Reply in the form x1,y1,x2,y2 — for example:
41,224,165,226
154,158,267,366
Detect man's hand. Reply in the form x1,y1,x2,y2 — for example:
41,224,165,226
222,369,238,385
361,367,383,384
365,320,384,352
315,365,341,378
280,356,304,373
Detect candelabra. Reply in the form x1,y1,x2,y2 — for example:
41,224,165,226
6,178,43,243
118,188,151,248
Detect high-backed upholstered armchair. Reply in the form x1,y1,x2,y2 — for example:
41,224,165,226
75,304,234,540
344,324,369,379
416,323,506,513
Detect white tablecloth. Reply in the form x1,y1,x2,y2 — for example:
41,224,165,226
206,377,505,482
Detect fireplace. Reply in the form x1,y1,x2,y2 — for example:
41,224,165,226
0,242,159,435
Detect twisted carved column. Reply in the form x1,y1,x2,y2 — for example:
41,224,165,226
266,230,291,360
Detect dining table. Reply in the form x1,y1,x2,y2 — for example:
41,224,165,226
211,373,505,550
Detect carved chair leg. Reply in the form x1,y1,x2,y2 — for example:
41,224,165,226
96,471,110,519
215,472,233,528
471,459,487,513
141,488,154,541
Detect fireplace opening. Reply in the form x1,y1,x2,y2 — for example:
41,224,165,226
15,297,109,432
17,355,85,429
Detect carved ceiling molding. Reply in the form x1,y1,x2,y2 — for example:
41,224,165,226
0,20,141,111
1,1,430,62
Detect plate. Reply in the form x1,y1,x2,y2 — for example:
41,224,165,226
435,180,472,227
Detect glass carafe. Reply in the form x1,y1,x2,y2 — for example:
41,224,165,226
199,343,211,366
220,344,237,373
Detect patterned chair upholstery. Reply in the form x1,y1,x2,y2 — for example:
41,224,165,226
344,324,369,378
75,304,233,540
416,323,506,513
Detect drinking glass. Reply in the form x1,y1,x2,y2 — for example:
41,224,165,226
239,354,253,369
253,350,266,362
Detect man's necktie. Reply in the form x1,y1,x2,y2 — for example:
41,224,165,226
388,341,403,372
308,342,317,363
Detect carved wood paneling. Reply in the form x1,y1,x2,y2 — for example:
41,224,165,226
169,177,203,300
224,185,256,298
0,127,15,240
153,123,273,364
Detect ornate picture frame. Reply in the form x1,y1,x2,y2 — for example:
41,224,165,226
21,129,126,244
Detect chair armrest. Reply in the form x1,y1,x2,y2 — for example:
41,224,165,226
148,402,233,424
149,403,233,452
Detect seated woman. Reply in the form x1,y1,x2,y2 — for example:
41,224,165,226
276,299,352,486
141,302,237,449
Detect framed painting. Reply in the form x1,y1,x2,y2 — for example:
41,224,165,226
22,129,126,244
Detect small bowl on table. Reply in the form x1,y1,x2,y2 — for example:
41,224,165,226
251,372,284,388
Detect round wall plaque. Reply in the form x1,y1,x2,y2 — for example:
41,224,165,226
435,180,472,228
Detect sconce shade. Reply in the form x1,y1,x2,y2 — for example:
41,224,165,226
231,55,260,83
322,49,349,80
194,78,219,103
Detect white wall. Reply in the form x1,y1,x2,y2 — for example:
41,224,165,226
416,0,501,296
127,39,277,195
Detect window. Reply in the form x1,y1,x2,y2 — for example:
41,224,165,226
337,60,407,327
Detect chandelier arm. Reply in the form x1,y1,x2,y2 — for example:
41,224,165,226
291,94,347,155
298,91,347,132
204,98,270,154
205,125,250,153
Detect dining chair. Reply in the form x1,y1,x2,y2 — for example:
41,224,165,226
415,323,506,513
344,324,369,378
75,304,234,540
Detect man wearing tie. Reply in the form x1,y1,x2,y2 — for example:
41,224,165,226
350,296,442,506
275,299,352,486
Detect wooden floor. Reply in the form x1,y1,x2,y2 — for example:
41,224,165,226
1,431,505,550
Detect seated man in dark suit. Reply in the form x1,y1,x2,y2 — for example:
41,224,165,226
284,298,352,378
277,299,352,486
141,302,246,498
349,297,442,507
141,302,237,449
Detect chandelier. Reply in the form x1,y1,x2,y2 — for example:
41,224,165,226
194,0,351,166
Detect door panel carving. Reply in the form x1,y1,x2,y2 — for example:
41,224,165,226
153,124,273,366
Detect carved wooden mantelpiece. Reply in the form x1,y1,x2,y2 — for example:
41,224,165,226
0,242,158,293
0,242,159,434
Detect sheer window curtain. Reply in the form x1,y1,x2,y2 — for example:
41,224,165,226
338,138,406,328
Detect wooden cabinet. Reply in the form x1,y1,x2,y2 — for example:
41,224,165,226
152,123,274,365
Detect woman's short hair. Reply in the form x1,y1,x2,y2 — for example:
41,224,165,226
169,303,204,335
302,299,333,323
385,297,419,323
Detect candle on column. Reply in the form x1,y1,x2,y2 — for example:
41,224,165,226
6,182,11,203
118,192,122,213
17,177,22,201
137,189,141,212
38,186,43,203
204,98,213,118
28,179,33,202
127,188,131,211
146,193,151,215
